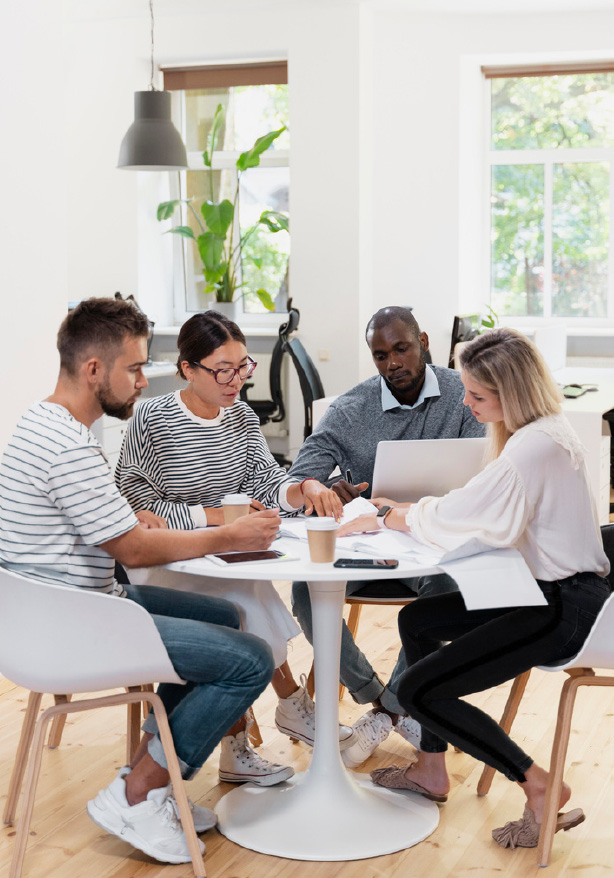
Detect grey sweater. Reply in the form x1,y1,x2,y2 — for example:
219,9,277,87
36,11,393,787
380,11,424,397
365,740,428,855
289,367,486,497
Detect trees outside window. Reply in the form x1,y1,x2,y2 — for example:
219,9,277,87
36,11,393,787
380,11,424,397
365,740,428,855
488,70,614,321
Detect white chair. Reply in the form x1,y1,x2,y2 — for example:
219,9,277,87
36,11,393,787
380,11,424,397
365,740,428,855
477,590,614,866
0,567,206,878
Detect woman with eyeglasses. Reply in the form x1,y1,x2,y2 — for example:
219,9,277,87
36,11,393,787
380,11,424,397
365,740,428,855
115,310,348,788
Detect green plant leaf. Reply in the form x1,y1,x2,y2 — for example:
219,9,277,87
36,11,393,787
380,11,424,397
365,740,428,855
167,226,195,239
203,104,225,168
236,126,286,171
250,257,263,269
254,288,275,311
257,210,289,233
157,200,181,221
201,200,234,236
197,232,226,278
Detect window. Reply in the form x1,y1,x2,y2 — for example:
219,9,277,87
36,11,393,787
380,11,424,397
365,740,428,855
484,63,614,322
163,62,289,321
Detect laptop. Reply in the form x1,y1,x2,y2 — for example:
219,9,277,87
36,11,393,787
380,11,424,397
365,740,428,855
371,437,488,503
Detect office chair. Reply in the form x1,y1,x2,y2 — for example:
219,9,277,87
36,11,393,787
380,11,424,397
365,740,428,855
241,301,325,445
448,314,479,369
476,523,614,866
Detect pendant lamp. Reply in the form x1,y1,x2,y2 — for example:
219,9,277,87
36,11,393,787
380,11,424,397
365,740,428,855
118,0,188,171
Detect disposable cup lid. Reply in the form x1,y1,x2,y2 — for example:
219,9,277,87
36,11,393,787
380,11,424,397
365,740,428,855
305,516,339,531
222,494,251,504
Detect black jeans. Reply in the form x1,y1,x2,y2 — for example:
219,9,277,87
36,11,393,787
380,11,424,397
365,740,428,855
396,572,611,783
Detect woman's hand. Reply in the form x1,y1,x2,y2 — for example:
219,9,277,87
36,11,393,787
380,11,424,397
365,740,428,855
371,497,411,510
136,509,168,529
337,513,379,537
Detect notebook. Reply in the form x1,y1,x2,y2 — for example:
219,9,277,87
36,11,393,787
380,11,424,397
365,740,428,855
371,437,488,503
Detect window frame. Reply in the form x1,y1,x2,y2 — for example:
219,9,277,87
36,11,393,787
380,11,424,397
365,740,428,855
483,65,614,328
164,63,290,327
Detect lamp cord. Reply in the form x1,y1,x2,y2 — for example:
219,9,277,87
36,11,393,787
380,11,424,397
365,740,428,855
149,0,155,91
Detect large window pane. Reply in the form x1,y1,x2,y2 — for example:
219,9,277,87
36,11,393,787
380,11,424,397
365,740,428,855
185,85,289,153
552,162,609,318
491,165,544,316
239,167,290,313
491,73,614,151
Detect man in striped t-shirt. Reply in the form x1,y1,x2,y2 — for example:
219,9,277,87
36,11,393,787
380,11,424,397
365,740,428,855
0,298,279,865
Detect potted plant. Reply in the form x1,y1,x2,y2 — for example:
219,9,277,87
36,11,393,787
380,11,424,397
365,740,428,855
157,104,289,313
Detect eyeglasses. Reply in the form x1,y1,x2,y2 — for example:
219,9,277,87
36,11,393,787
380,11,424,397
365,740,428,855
190,356,257,385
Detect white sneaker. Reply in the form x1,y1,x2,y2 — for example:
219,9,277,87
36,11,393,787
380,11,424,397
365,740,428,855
87,774,205,864
275,676,355,750
218,731,294,786
341,710,393,769
394,715,422,749
118,766,216,833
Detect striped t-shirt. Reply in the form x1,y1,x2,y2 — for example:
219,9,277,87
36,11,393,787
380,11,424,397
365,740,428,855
0,402,138,595
116,391,298,529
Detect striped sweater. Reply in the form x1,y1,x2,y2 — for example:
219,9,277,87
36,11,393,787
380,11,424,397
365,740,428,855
115,391,297,529
0,402,137,594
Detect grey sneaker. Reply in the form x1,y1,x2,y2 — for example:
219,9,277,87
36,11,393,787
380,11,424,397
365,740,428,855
218,731,294,786
87,774,204,864
118,765,216,833
394,715,422,749
341,709,393,769
275,675,355,750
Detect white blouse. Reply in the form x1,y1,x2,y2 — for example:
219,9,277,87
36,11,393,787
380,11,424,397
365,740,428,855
407,414,610,582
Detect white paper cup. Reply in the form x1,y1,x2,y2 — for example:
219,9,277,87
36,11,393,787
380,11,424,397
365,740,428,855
305,516,339,563
221,493,251,524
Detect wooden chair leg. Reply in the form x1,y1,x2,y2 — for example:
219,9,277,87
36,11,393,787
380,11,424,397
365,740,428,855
142,683,154,720
339,603,364,700
477,670,531,796
245,706,263,748
149,692,206,877
126,686,143,764
9,701,57,878
3,691,43,827
47,694,71,749
537,670,596,867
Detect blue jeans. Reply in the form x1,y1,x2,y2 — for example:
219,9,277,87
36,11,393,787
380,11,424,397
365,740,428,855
291,573,457,715
125,583,275,779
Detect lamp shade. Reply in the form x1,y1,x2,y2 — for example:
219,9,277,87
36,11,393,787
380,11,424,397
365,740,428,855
118,90,188,171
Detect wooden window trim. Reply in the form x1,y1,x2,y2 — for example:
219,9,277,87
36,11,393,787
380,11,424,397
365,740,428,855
482,61,614,79
162,60,287,91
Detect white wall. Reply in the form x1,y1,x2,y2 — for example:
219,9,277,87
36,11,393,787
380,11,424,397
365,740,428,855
0,0,67,452
371,7,614,364
3,1,614,456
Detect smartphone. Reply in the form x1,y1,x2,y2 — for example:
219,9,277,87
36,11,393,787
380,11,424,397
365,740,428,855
333,558,399,569
205,550,297,565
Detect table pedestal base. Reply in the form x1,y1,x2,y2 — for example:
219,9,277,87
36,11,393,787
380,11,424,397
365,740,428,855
216,770,439,861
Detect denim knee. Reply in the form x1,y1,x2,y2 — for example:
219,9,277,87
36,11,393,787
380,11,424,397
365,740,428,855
241,631,276,689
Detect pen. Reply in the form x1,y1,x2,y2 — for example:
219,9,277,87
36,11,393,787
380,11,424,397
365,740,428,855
346,469,353,485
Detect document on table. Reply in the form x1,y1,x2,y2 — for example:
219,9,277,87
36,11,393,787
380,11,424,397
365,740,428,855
279,499,546,611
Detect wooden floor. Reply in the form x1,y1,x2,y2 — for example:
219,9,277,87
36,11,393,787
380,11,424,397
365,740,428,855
2,579,614,878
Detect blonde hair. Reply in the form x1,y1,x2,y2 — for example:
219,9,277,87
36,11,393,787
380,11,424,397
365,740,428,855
459,328,562,458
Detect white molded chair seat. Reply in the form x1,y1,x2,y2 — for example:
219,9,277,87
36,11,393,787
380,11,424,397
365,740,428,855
0,566,205,878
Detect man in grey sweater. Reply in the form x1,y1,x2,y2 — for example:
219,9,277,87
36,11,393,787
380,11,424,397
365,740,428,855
287,306,485,767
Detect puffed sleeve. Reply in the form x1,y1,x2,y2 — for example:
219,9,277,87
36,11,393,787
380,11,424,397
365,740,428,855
407,456,532,553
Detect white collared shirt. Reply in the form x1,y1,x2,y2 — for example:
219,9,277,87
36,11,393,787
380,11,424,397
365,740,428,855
380,364,441,412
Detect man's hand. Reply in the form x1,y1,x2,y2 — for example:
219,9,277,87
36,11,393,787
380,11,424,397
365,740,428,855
226,509,281,550
301,480,344,520
136,509,168,529
248,498,267,513
332,479,369,504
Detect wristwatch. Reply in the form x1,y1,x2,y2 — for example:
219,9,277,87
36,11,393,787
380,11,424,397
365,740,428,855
376,505,392,529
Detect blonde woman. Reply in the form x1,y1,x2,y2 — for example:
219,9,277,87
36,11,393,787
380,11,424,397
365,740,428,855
338,328,610,848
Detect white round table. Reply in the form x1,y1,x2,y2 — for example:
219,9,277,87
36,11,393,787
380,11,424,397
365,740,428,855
166,538,442,861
